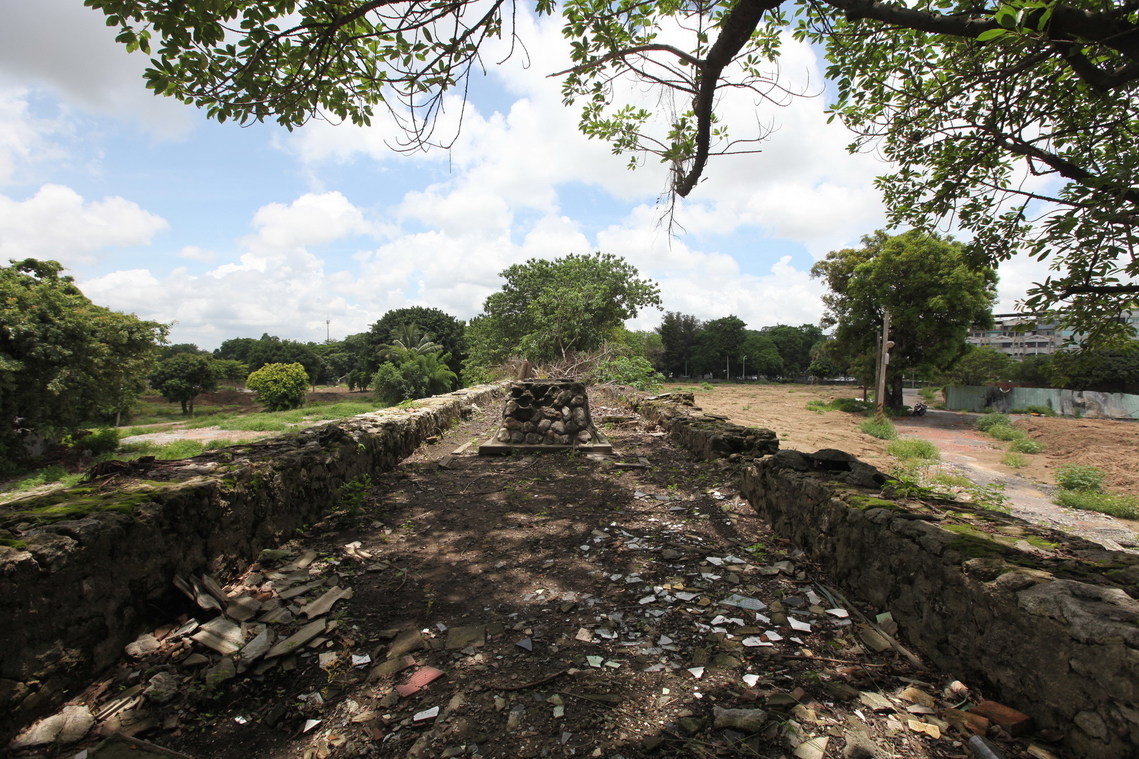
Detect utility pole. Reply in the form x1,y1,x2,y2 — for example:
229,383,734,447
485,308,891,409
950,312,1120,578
326,319,331,343
741,355,747,381
875,310,893,418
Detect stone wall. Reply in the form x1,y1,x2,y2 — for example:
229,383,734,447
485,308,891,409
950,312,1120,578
0,384,503,743
624,393,1139,758
491,380,598,446
631,392,780,460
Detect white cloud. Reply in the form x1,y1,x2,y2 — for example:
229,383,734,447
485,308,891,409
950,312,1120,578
0,0,194,138
0,184,168,263
0,87,71,185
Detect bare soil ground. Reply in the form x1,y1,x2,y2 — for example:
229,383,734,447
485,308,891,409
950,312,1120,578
15,392,1050,759
679,382,1139,548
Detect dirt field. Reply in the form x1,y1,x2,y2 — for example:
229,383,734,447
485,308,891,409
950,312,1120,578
674,383,1139,497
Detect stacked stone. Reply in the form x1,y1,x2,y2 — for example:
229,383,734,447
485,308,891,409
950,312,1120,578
493,380,596,446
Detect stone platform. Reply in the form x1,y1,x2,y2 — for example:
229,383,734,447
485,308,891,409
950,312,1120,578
479,379,612,455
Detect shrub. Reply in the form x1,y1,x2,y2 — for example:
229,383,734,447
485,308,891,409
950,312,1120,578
1055,464,1105,492
81,427,120,456
592,356,664,392
1002,452,1026,468
373,352,458,405
860,417,898,440
1008,437,1046,454
700,381,715,391
975,413,1011,432
1055,489,1139,519
247,362,309,411
887,438,940,461
985,423,1025,441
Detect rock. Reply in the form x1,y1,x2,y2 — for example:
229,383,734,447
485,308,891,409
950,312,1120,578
713,706,767,732
858,692,894,712
258,549,292,563
842,718,886,759
203,656,237,688
144,672,181,704
125,633,161,658
9,704,94,748
794,736,829,759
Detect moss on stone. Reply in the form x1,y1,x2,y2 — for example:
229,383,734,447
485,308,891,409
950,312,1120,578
1,484,166,526
845,494,906,512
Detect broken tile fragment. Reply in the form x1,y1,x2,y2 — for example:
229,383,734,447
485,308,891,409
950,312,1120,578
445,624,486,650
907,719,941,739
969,700,1034,736
302,586,354,619
266,619,326,659
397,666,444,697
413,706,440,722
858,691,894,712
793,736,829,759
191,617,245,656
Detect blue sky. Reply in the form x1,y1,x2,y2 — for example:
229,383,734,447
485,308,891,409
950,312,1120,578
0,0,1044,350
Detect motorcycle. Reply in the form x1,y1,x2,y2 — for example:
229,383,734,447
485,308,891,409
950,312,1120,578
912,401,928,416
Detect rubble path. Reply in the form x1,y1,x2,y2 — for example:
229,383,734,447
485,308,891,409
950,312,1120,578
28,401,1046,759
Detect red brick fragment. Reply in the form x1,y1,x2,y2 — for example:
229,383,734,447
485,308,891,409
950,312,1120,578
395,666,444,697
969,701,1033,736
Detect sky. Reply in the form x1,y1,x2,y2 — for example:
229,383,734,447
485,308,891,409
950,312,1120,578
0,0,1050,351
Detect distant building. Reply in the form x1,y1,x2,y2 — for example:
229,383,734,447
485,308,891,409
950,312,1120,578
967,311,1139,358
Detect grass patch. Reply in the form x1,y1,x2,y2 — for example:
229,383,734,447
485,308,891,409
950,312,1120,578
119,440,206,460
1002,452,1027,468
975,413,1012,432
1008,405,1056,416
1008,437,1046,454
806,397,870,414
860,416,898,440
887,438,940,461
0,466,83,495
931,471,973,489
985,423,1026,441
1055,490,1139,519
1056,464,1105,492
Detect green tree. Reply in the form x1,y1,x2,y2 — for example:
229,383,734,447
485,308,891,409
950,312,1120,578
740,331,783,379
695,316,747,379
367,307,466,376
213,359,249,390
760,324,826,378
246,362,309,411
0,259,166,459
656,312,702,378
90,0,1139,340
945,346,1016,387
150,353,220,415
464,252,661,374
1047,344,1139,393
373,351,458,404
812,230,997,409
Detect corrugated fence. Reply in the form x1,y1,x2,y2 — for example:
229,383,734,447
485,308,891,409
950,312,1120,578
946,385,1139,418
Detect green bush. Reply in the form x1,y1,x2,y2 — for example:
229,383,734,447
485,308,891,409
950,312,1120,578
975,413,1012,432
1055,489,1139,519
247,362,309,411
700,381,715,391
1008,437,1046,454
592,356,664,392
1002,452,1027,468
860,417,898,440
81,427,120,455
887,438,940,461
373,352,458,405
1055,464,1105,492
985,423,1025,441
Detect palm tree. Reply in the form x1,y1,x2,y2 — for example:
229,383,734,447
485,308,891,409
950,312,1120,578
379,323,441,362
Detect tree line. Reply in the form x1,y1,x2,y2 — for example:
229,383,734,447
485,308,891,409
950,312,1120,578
5,232,1137,466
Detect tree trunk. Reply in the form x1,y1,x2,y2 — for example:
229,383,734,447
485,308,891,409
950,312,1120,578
887,374,905,411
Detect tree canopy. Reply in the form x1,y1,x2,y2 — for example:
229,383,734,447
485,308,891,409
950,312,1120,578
367,307,466,376
812,229,997,407
88,0,1139,339
0,259,167,459
149,353,219,415
464,252,661,374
